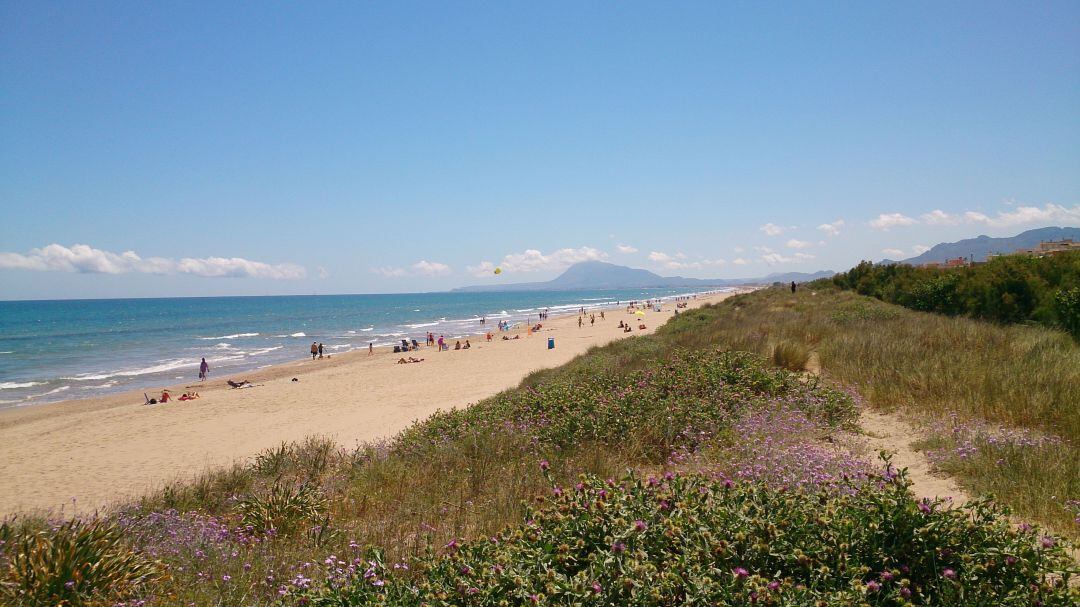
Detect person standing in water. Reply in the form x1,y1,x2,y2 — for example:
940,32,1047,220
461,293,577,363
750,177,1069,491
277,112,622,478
199,357,209,381
310,342,318,360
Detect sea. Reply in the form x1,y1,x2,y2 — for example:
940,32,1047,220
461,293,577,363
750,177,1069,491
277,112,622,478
0,288,725,409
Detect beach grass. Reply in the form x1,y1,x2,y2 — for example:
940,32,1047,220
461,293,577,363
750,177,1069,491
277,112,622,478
2,287,1078,606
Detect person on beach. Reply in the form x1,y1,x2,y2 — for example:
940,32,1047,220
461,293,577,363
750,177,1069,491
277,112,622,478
578,317,583,328
463,339,471,349
454,340,462,350
318,343,324,359
600,311,605,320
311,342,318,360
199,357,209,381
159,390,171,403
368,342,373,356
486,332,493,342
437,335,445,351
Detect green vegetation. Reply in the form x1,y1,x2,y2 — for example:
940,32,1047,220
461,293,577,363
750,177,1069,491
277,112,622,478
0,519,159,606
829,251,1080,337
660,287,1080,533
298,471,1075,606
2,288,1078,606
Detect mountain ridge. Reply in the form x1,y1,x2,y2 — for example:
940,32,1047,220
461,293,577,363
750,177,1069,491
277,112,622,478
452,261,832,292
883,226,1080,265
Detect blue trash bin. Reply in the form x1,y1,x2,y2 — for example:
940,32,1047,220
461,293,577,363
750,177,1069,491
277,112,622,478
547,338,555,350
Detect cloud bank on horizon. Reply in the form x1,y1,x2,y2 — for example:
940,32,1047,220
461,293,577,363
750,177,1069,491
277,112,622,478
2,202,1077,290
0,244,306,280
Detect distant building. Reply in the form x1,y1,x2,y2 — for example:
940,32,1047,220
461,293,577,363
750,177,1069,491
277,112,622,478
1015,239,1080,257
920,256,970,269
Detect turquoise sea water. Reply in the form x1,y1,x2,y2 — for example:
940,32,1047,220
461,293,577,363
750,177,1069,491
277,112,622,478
0,288,723,408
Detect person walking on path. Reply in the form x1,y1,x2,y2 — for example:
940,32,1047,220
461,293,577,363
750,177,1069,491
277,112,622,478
790,281,797,294
310,342,318,360
199,358,209,381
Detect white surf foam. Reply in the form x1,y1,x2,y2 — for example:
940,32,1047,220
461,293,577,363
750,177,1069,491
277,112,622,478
199,332,260,340
0,381,43,390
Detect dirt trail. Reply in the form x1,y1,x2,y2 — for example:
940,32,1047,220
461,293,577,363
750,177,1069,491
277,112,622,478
858,408,969,506
805,351,969,506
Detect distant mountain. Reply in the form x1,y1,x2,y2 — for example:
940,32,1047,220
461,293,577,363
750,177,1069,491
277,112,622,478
885,226,1080,265
451,261,833,292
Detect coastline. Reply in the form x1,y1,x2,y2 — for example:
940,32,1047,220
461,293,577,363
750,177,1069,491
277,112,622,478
0,289,744,515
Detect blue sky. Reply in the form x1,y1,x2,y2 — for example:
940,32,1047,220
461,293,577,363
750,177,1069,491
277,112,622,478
1,2,1078,299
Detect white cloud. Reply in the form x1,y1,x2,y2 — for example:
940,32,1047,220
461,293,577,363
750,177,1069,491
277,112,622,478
648,251,725,271
817,219,845,237
732,258,749,265
753,245,774,254
867,203,1080,233
760,252,815,266
759,223,786,236
882,248,905,258
0,243,306,279
470,246,608,276
317,266,329,279
466,261,497,277
786,239,812,249
411,260,452,276
733,246,745,253
969,203,1080,227
869,213,917,230
920,209,960,226
913,245,931,255
374,260,453,278
616,244,638,254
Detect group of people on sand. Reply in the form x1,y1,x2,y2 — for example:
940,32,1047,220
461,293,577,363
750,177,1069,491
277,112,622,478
310,342,329,360
146,388,200,405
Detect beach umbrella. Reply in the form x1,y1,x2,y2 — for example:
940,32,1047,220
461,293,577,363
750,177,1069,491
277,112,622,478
635,310,646,316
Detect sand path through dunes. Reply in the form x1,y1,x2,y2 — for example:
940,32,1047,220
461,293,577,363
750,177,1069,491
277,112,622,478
806,351,969,505
858,408,969,506
0,292,739,516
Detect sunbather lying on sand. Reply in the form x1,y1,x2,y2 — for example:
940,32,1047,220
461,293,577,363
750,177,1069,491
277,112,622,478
227,380,255,389
396,357,424,364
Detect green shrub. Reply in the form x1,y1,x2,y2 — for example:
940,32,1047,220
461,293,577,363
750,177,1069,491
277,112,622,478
236,482,327,538
297,470,1077,605
0,519,158,606
771,339,810,371
1055,286,1080,338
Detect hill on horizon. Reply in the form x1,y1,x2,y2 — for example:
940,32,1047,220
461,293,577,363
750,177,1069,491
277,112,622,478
884,226,1080,265
452,261,833,292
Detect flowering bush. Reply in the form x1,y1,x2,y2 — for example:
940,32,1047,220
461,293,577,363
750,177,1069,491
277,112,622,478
395,350,858,462
0,518,159,606
298,470,1077,605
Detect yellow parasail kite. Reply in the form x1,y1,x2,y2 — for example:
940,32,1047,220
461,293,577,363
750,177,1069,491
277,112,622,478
494,267,502,275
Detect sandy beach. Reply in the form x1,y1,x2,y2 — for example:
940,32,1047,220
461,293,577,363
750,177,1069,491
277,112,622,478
0,291,740,515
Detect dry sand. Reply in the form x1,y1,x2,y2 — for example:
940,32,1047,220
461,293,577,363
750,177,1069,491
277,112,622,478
0,291,740,515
